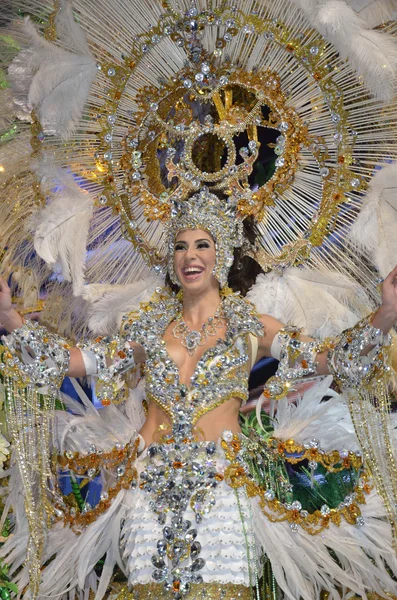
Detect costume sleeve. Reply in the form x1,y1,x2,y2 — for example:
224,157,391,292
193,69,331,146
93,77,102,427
264,316,391,400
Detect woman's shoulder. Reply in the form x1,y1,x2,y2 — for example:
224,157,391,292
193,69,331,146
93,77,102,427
120,286,179,342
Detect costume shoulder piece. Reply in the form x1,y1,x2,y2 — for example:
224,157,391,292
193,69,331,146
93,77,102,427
220,290,264,340
121,287,180,346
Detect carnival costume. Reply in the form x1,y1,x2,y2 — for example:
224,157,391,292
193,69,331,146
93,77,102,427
1,1,397,599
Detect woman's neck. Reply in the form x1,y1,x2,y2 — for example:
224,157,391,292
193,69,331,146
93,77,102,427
181,287,222,328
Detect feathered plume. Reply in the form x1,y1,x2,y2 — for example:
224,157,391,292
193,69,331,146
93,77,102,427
29,157,93,295
347,0,397,28
82,274,165,335
24,9,97,138
349,161,397,278
247,267,371,337
293,0,397,101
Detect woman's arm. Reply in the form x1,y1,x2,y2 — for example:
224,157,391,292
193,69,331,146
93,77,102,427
0,276,146,379
256,264,397,376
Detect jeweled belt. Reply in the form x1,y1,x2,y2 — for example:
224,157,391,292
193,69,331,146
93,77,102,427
115,582,252,599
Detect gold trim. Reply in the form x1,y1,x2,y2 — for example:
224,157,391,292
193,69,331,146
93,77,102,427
113,582,252,600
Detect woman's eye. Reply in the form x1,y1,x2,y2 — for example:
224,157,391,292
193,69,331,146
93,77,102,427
197,242,210,249
175,244,185,251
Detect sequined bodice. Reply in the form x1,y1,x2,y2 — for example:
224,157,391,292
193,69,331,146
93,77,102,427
122,289,264,428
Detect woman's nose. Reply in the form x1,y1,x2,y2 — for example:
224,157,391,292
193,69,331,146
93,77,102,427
185,246,197,259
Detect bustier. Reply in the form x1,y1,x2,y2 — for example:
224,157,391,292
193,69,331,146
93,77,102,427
121,288,264,428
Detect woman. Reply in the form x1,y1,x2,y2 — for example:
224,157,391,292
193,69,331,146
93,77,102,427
1,189,397,600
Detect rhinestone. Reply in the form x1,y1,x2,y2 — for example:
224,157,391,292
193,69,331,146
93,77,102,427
223,33,233,42
264,489,275,501
132,172,141,180
191,558,205,571
107,67,116,77
176,38,185,47
248,140,257,151
214,48,222,57
201,62,210,74
150,102,159,111
98,195,107,205
195,72,205,82
219,75,229,85
152,34,160,44
331,113,341,123
107,115,116,125
310,46,319,55
243,24,255,34
320,505,330,516
275,157,285,167
103,151,112,161
290,523,298,533
320,167,329,177
356,516,365,527
351,178,360,188
279,121,289,131
148,131,156,140
100,491,109,501
104,133,112,143
183,79,193,88
164,26,172,35
128,138,139,147
222,430,233,442
291,501,302,511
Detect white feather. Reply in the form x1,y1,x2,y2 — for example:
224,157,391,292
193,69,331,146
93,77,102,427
272,376,360,451
82,274,165,334
347,0,397,27
55,0,93,55
29,158,93,295
24,18,97,138
252,492,397,600
349,162,397,278
293,0,397,101
247,268,371,338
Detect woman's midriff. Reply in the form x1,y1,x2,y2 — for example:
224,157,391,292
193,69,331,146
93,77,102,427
139,397,242,447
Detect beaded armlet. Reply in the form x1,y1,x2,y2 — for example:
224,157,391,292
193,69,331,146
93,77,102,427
1,317,70,389
262,326,332,400
79,335,135,405
0,318,71,598
327,314,391,389
327,315,397,547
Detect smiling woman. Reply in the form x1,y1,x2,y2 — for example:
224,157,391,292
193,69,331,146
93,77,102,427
2,1,397,598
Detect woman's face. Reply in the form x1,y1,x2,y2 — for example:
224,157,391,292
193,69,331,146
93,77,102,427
174,229,218,292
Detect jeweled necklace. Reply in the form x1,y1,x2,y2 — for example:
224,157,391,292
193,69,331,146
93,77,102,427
172,302,225,355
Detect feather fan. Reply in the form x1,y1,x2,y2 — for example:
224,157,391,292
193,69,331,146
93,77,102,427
349,161,397,278
29,158,93,295
247,267,371,338
24,17,97,138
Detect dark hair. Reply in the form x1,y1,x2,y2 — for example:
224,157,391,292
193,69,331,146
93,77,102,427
165,215,264,297
228,216,264,296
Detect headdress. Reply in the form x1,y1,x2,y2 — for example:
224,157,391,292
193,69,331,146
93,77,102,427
166,187,243,288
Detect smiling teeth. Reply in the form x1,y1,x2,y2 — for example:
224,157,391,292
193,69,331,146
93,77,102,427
184,268,202,274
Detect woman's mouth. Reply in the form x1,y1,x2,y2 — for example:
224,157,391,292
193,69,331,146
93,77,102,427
181,266,204,281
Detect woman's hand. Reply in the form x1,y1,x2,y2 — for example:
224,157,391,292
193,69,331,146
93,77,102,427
0,276,23,332
372,265,397,333
0,276,12,316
